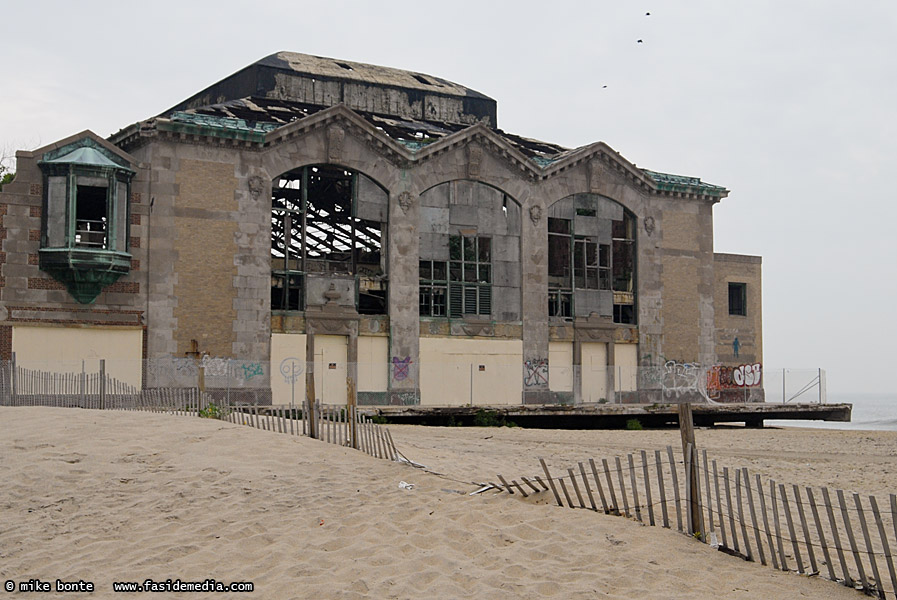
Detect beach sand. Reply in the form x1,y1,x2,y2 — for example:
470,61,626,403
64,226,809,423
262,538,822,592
1,407,885,599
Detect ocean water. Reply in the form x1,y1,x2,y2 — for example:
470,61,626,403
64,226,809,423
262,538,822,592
766,393,897,431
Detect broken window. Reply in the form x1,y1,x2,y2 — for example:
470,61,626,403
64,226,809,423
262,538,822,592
548,217,573,318
41,171,128,252
547,195,636,323
74,184,108,248
612,212,636,324
419,235,492,317
449,235,491,317
419,260,448,316
271,165,387,314
573,238,610,290
728,282,747,316
548,289,572,319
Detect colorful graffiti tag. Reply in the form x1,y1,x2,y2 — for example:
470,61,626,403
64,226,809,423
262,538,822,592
706,363,762,396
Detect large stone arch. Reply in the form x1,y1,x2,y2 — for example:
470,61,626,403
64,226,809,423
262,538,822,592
418,179,522,322
270,163,390,315
545,192,637,324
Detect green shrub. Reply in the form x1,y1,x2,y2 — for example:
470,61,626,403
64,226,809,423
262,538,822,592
625,418,643,431
198,402,225,419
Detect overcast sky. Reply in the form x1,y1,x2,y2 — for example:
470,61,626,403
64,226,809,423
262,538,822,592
2,1,895,395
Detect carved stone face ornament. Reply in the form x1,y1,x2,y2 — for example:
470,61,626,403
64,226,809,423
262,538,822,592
248,175,265,200
397,191,414,213
529,204,543,226
644,215,656,236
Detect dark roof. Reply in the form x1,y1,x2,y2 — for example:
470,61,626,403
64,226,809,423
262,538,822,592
164,51,497,127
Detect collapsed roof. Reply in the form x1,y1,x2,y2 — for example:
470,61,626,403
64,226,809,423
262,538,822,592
112,51,727,198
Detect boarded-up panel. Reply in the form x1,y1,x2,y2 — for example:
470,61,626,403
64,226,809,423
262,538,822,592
581,342,607,403
270,333,306,405
420,337,522,406
12,325,143,387
358,336,388,392
614,343,639,392
314,335,348,405
549,341,573,392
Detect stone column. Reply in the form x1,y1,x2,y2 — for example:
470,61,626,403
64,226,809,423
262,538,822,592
386,184,421,405
521,196,550,404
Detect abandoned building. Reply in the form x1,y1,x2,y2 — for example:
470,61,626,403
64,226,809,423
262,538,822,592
0,51,763,405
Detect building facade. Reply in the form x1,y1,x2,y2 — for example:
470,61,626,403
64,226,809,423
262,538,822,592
0,52,762,405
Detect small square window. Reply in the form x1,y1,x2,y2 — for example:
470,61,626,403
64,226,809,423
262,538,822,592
728,282,747,316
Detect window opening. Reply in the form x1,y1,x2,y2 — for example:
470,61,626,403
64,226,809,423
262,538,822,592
421,235,492,317
548,217,573,318
271,165,387,314
728,282,747,316
547,200,637,323
419,260,448,317
612,211,636,324
74,185,108,248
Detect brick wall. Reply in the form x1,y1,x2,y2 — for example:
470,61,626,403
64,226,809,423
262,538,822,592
713,253,762,365
172,159,238,358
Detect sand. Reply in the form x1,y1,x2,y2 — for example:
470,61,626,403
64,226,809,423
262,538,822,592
1,407,884,599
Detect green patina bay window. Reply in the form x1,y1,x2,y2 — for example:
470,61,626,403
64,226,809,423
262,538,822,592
38,140,134,304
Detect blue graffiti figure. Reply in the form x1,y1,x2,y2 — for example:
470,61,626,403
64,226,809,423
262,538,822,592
733,337,740,359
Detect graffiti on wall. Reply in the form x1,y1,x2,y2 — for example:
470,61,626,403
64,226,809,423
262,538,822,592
200,355,231,378
241,362,264,380
523,358,549,387
146,357,267,386
279,357,304,384
707,363,762,395
660,360,708,400
392,356,412,381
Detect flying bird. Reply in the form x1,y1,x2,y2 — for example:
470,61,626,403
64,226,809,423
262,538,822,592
646,11,651,16
637,39,643,43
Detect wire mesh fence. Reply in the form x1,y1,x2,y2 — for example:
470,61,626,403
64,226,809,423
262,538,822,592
0,357,826,407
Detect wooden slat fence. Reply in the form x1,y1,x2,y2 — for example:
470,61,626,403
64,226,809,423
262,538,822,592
0,363,398,463
222,401,397,462
498,446,897,599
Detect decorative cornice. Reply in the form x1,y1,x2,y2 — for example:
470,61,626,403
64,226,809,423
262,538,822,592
108,104,728,201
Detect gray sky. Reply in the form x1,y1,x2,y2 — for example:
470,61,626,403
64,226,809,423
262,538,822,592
2,1,895,394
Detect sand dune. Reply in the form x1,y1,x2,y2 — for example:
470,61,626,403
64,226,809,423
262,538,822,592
0,407,874,599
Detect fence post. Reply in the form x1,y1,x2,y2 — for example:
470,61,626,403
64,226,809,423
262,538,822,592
99,359,106,410
782,368,786,403
347,377,358,449
469,363,473,406
306,357,317,440
679,402,703,540
10,352,17,406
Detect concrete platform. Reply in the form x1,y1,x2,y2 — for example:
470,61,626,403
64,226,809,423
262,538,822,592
369,402,852,429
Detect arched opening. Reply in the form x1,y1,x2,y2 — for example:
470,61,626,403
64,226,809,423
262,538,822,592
271,164,388,314
418,180,521,321
547,193,636,324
